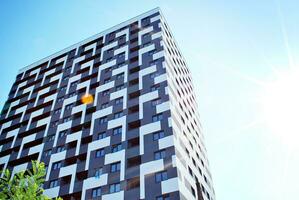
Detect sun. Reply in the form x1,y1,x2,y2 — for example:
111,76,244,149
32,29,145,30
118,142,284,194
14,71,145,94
259,66,299,148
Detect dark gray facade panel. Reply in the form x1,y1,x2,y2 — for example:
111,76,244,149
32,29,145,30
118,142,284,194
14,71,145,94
0,8,215,200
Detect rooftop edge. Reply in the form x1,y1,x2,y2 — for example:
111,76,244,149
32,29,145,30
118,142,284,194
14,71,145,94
18,7,161,74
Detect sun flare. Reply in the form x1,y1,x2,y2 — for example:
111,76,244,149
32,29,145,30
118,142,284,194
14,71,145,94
81,93,94,105
259,66,299,147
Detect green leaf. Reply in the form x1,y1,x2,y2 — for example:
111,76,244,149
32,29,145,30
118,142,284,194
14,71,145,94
0,160,62,200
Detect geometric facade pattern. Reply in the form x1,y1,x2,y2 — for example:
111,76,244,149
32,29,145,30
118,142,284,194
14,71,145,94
0,8,215,200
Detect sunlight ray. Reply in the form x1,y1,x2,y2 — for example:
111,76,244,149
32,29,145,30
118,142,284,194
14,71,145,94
247,38,281,77
275,0,295,69
210,119,264,146
257,65,299,148
193,53,267,86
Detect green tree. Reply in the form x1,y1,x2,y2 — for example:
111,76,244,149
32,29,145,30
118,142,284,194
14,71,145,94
0,160,62,200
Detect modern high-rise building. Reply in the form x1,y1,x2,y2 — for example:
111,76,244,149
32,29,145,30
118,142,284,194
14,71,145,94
0,8,215,200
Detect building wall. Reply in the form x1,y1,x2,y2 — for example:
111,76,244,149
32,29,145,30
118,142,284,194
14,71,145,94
159,14,215,200
0,8,214,200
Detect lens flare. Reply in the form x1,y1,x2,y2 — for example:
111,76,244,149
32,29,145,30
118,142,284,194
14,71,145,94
81,93,94,105
259,66,299,148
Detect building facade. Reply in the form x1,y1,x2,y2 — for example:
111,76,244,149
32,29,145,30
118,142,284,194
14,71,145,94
0,8,215,200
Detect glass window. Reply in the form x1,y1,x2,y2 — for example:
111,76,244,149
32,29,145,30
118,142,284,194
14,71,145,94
96,149,105,158
54,109,61,114
154,150,166,160
109,183,121,193
118,53,125,59
44,150,52,156
191,186,196,196
47,135,55,142
105,67,112,73
116,73,124,79
58,130,67,138
115,97,123,105
69,92,76,97
117,62,126,68
142,42,151,48
63,76,69,81
152,113,163,122
149,49,157,56
104,78,111,84
95,168,103,178
59,86,67,92
142,33,151,40
152,98,162,106
116,84,125,91
99,117,108,124
51,121,59,127
63,117,71,123
107,48,113,53
111,162,121,172
97,132,107,140
92,187,102,198
52,162,61,170
155,171,168,182
66,103,73,110
106,57,113,62
114,111,123,119
71,81,78,87
49,180,59,188
153,131,165,141
57,146,65,153
113,127,122,135
58,97,64,102
101,102,109,109
112,144,122,153
102,90,109,96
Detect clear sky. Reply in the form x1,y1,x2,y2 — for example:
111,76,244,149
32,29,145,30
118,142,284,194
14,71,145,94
1,1,299,199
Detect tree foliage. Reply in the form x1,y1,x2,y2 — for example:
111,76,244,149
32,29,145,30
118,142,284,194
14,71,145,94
0,160,62,200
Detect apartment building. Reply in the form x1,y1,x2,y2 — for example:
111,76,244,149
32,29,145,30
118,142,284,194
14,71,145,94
0,8,215,200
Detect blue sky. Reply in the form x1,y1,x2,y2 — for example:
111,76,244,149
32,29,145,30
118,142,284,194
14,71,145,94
1,1,299,199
